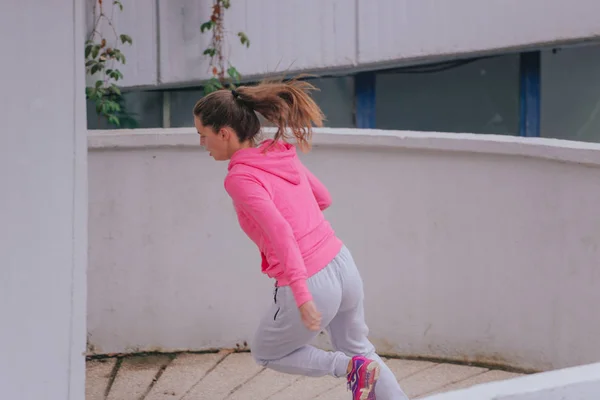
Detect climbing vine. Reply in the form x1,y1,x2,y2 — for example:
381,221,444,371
85,0,137,128
200,0,251,95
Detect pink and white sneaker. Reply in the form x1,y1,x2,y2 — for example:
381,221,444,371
347,355,380,400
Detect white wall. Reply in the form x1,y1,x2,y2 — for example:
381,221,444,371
93,0,600,88
88,128,600,373
85,0,158,87
0,0,87,399
358,0,600,66
157,0,357,86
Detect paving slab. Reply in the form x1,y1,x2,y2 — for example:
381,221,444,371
107,354,172,400
267,375,341,400
181,352,263,400
419,369,524,398
228,368,300,400
145,352,226,400
384,358,439,380
313,381,349,400
86,358,117,400
399,363,488,398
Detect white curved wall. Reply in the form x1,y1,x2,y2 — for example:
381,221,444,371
88,128,600,372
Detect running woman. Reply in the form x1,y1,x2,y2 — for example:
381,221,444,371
193,78,409,400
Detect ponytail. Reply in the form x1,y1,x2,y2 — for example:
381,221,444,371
193,75,324,152
234,77,324,151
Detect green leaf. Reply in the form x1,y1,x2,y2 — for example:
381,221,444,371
222,0,231,8
101,102,110,116
227,66,241,82
108,69,124,80
115,52,126,64
108,115,120,126
200,21,214,33
113,0,123,11
91,44,100,59
110,101,122,113
85,59,96,67
89,89,103,101
119,34,133,45
90,64,104,75
95,80,103,88
103,101,118,113
87,89,96,100
203,48,216,57
203,77,224,95
109,84,121,96
85,43,93,58
238,32,250,48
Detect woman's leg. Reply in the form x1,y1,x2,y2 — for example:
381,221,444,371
327,246,410,399
250,265,351,379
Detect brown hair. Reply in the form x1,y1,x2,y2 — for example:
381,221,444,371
192,76,324,151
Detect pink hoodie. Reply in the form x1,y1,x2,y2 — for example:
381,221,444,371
224,139,343,307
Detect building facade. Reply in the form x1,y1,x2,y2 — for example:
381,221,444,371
86,0,600,143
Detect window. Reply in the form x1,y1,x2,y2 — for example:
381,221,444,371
375,55,520,135
541,44,600,143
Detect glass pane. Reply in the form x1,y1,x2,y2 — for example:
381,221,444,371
169,88,204,128
541,44,600,143
308,76,355,128
375,55,520,135
87,90,163,130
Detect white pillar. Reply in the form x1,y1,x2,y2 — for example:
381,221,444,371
0,0,87,399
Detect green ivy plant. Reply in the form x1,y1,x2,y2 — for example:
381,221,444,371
85,0,137,128
201,0,251,95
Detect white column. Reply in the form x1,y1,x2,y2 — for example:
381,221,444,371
0,0,87,399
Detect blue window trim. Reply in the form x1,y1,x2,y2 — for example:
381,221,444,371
519,51,541,137
355,71,376,129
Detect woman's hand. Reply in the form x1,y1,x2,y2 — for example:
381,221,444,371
299,300,322,331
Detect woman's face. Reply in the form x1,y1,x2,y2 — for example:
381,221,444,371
195,116,231,161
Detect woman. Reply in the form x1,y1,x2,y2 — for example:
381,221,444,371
193,78,408,400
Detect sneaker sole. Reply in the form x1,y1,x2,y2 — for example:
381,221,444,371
359,361,380,400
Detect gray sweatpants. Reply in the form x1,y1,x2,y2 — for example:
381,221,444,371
250,246,409,399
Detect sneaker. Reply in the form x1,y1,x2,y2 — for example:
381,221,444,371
347,355,380,400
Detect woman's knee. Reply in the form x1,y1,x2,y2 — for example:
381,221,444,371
249,334,275,366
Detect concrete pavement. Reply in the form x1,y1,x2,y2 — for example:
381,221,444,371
86,351,524,399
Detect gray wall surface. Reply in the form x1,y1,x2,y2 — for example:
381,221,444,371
0,0,87,399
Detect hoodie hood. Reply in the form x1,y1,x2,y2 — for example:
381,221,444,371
228,139,301,184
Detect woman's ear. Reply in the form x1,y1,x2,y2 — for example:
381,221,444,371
219,127,236,142
218,127,230,140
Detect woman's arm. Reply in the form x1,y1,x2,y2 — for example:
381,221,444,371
301,164,332,211
224,172,312,307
